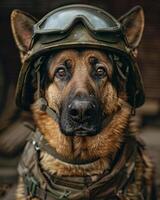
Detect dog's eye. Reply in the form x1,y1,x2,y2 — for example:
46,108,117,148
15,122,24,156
55,66,66,79
95,65,107,78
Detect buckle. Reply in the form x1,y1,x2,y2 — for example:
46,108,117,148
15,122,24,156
32,140,40,151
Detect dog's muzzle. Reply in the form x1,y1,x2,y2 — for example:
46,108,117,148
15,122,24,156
60,94,103,136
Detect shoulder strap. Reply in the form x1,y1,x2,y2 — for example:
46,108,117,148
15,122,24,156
18,131,78,200
23,175,71,200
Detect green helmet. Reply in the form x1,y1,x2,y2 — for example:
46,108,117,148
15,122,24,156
15,4,145,110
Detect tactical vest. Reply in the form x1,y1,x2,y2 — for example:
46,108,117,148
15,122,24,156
18,129,155,200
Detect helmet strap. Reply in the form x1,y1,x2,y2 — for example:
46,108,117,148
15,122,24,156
131,90,139,116
34,57,59,123
36,97,59,122
109,53,129,95
131,106,136,116
36,70,41,99
109,54,137,115
112,54,129,81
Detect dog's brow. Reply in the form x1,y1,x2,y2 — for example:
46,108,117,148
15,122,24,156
87,54,112,74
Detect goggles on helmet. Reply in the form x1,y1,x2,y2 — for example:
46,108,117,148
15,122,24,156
31,5,124,46
34,4,121,34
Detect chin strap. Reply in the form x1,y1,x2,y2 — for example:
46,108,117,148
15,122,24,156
32,130,100,165
36,97,59,123
34,57,59,123
109,54,137,116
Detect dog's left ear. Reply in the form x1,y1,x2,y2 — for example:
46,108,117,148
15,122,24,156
119,6,144,56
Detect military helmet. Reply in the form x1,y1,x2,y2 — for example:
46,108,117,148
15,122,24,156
15,4,145,110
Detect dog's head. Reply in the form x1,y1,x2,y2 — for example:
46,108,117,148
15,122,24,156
36,49,122,137
11,5,144,159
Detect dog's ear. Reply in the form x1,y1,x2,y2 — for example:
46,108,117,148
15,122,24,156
11,9,37,62
119,6,144,56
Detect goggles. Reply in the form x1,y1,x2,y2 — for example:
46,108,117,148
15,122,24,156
33,4,121,34
31,5,124,47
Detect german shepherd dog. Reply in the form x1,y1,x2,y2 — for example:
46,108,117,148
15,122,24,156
11,5,156,200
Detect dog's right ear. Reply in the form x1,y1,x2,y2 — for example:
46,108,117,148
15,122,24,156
11,10,37,62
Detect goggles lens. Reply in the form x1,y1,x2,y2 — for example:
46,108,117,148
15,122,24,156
34,5,121,34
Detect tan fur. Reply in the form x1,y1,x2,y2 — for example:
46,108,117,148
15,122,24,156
32,100,131,163
32,100,131,177
31,50,130,162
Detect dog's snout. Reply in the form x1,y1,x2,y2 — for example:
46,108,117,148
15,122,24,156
68,99,96,122
60,91,102,136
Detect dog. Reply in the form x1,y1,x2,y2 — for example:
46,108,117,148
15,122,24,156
11,5,156,200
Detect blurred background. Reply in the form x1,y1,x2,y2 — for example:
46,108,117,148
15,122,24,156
0,0,159,199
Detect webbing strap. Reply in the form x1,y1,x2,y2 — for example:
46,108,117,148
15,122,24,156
24,175,71,200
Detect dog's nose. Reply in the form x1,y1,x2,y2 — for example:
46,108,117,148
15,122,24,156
68,99,96,122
